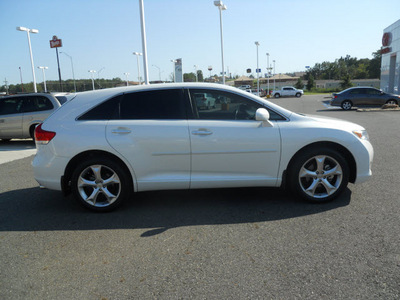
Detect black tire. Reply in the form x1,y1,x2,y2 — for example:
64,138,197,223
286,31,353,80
295,93,301,98
70,156,132,212
288,147,349,203
29,125,37,141
386,99,398,105
274,93,280,98
341,100,353,110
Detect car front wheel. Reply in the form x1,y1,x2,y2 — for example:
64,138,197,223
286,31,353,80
71,157,132,212
386,99,398,105
289,147,349,203
341,100,353,110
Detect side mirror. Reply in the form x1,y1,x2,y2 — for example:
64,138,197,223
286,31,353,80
255,108,273,127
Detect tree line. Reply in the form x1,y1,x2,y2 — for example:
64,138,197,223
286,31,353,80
293,50,381,91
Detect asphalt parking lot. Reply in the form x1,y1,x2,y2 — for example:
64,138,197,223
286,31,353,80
1,95,399,299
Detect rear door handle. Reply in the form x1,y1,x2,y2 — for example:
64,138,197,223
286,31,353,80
192,129,213,136
111,127,131,134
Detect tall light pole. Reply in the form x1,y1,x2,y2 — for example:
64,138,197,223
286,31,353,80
60,51,77,92
214,1,227,84
171,59,177,82
255,41,260,96
194,65,198,82
152,65,162,81
124,72,130,86
138,0,149,85
37,66,48,92
273,60,276,90
88,70,96,90
16,26,39,93
266,53,270,96
133,52,142,84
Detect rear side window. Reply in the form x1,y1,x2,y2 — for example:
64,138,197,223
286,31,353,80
120,89,185,120
22,96,54,112
78,95,121,120
0,97,23,115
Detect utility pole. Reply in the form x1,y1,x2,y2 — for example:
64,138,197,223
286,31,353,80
3,78,9,95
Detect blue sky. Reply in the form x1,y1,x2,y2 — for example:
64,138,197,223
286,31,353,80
1,0,399,85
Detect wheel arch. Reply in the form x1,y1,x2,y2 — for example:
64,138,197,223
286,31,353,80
62,150,135,195
283,141,356,186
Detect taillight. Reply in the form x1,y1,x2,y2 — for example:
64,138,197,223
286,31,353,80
35,123,56,145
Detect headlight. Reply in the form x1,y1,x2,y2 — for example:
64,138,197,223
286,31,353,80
353,130,369,140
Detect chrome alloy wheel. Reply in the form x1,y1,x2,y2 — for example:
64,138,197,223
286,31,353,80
77,164,121,207
298,155,343,199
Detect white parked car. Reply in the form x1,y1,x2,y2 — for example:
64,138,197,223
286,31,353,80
32,83,373,211
272,86,304,98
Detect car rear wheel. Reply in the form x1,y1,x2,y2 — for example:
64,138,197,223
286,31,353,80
274,93,280,98
386,99,398,105
295,93,301,97
341,100,353,110
289,147,349,203
71,157,132,212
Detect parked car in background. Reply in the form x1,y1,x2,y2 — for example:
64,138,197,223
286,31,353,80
272,86,303,98
0,93,63,142
330,87,400,110
194,92,216,109
32,83,373,212
238,85,251,90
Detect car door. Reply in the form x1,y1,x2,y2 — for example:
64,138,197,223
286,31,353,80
0,96,23,138
365,88,385,105
105,89,191,192
21,95,55,137
187,88,282,189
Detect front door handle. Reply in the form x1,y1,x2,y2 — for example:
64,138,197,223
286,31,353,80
111,127,132,134
192,129,213,136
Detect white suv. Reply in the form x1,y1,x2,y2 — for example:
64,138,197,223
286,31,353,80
32,83,373,211
0,93,63,141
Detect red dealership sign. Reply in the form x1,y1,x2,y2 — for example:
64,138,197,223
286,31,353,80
50,35,62,48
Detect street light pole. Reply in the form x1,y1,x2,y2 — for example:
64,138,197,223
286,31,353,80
133,52,142,84
138,0,149,85
255,41,260,96
152,65,162,81
214,1,227,84
88,70,96,90
266,53,270,96
37,66,48,92
16,26,39,93
194,65,198,82
273,60,276,90
124,72,130,86
60,51,77,92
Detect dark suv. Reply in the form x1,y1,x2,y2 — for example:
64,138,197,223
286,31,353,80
0,93,62,141
330,87,400,110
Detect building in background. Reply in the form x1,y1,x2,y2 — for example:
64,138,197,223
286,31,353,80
380,19,400,94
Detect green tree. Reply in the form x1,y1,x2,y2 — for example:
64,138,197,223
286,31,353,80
306,74,315,90
295,78,304,89
340,74,353,89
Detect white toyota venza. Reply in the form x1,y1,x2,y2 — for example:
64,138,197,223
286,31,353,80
32,83,373,211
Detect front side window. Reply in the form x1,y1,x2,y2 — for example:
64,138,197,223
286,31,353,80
189,89,284,121
366,89,381,95
120,89,185,120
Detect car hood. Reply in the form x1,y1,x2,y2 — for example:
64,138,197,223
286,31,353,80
296,113,365,130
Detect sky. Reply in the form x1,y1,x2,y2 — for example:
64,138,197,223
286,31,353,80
1,0,400,86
